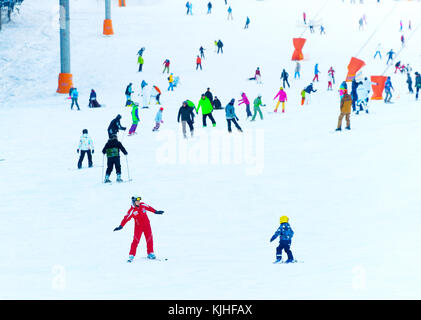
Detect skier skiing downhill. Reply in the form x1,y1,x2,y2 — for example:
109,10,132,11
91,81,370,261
113,196,164,263
270,216,294,263
128,101,140,135
273,87,287,113
102,134,128,183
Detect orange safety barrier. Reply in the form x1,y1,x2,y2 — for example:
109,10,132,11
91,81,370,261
57,73,73,94
370,75,387,100
119,0,126,7
291,38,306,61
346,57,365,82
103,19,114,35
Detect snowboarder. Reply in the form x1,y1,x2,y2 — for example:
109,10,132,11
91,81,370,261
251,94,265,121
196,94,216,127
102,134,128,183
108,114,127,138
415,72,421,100
113,196,164,262
162,59,170,74
178,101,195,138
384,76,394,103
280,69,290,88
138,55,144,72
152,108,164,132
128,102,140,136
270,216,294,263
225,99,242,133
88,89,101,108
70,87,80,110
273,87,287,113
335,89,352,131
244,16,250,29
213,96,223,110
196,55,202,70
238,92,252,118
294,61,301,79
77,129,94,169
312,63,320,82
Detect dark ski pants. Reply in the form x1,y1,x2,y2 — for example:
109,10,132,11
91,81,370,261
245,104,252,117
106,157,121,176
217,47,223,54
78,150,92,168
416,87,420,100
71,98,80,110
196,63,202,70
276,240,293,261
226,118,242,132
202,113,216,127
138,64,143,72
282,79,290,88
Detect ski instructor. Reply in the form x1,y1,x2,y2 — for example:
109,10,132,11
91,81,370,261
113,196,164,262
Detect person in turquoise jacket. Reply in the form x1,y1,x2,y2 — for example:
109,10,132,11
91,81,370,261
225,99,242,133
152,107,164,132
251,94,265,121
196,94,216,127
71,88,80,110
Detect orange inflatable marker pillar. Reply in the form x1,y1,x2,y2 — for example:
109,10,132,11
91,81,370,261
57,73,73,94
103,19,114,35
370,75,387,100
346,57,365,82
292,38,306,61
119,0,126,7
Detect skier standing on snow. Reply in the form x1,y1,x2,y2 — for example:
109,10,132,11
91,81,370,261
227,6,233,20
199,46,205,59
217,40,224,54
415,72,421,100
384,76,394,103
251,94,265,121
407,72,414,94
294,61,301,79
386,49,395,65
128,102,140,136
152,107,164,132
70,88,80,111
327,67,335,84
300,88,306,106
270,216,294,263
196,55,202,70
167,73,175,91
244,16,250,29
113,196,164,263
102,134,128,183
125,83,134,103
108,114,127,138
196,94,216,127
163,59,170,74
138,54,144,72
77,129,94,169
335,89,352,131
178,101,195,138
280,69,290,88
225,99,243,133
312,63,320,82
238,92,252,119
303,12,306,24
207,2,212,14
273,87,287,113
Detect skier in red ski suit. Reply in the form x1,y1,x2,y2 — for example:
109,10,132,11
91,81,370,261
113,196,164,262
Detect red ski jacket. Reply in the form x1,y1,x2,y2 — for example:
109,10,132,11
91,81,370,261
120,203,157,227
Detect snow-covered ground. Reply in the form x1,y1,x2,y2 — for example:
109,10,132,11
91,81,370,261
1,0,421,299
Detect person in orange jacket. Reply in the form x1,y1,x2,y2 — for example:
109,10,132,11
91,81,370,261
196,55,202,70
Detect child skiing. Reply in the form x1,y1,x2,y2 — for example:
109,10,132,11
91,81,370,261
273,87,287,113
270,216,295,263
152,108,164,132
77,129,94,169
113,196,164,262
102,134,128,183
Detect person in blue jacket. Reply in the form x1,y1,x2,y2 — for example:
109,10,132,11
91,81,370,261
270,216,294,263
70,88,80,110
244,16,250,29
225,98,242,133
207,2,212,14
384,76,394,103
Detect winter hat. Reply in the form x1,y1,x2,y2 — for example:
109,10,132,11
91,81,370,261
280,216,289,224
159,107,164,111
230,98,235,104
117,114,122,119
82,129,88,134
280,87,284,90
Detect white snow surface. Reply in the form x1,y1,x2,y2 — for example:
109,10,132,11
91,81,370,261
1,0,421,299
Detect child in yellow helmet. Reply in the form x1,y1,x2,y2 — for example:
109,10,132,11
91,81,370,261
270,216,295,263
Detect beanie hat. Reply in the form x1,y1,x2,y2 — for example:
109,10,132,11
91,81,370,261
280,216,289,224
82,129,88,134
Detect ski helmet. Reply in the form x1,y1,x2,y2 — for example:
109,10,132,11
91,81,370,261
131,196,142,205
280,216,289,224
82,129,88,134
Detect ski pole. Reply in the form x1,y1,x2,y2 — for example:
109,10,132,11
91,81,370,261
125,155,131,181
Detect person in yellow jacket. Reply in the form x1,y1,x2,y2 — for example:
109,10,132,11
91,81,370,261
167,73,174,91
138,55,144,72
336,89,352,131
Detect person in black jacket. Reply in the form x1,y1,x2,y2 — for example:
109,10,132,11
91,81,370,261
204,88,213,106
89,89,101,108
108,114,126,138
102,134,128,183
177,101,195,138
280,69,290,88
213,96,222,109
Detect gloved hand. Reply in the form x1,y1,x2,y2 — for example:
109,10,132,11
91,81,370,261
113,225,123,231
155,210,164,215
92,150,94,154
236,117,239,121
77,149,79,153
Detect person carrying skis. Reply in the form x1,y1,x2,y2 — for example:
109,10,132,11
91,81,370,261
77,129,94,169
335,89,352,131
251,94,265,121
270,216,294,263
163,59,170,74
280,69,290,88
108,114,127,138
128,102,140,135
70,87,80,110
113,196,164,262
152,107,164,132
196,94,216,127
273,87,287,113
312,63,320,82
102,134,128,183
225,99,243,133
178,101,195,138
238,92,252,118
196,55,202,70
138,55,144,72
384,76,394,103
415,72,421,100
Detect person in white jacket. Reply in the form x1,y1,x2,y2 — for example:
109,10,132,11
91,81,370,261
77,129,94,169
356,77,376,114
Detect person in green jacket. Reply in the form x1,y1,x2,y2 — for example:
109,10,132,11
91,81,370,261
128,102,140,135
251,94,265,121
196,94,216,127
138,55,144,72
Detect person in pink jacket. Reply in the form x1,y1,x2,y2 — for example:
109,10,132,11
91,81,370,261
273,87,287,113
238,92,252,118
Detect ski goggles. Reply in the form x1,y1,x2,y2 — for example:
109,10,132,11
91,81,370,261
132,196,142,202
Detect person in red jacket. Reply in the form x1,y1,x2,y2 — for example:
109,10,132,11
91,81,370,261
113,196,164,262
196,55,202,70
